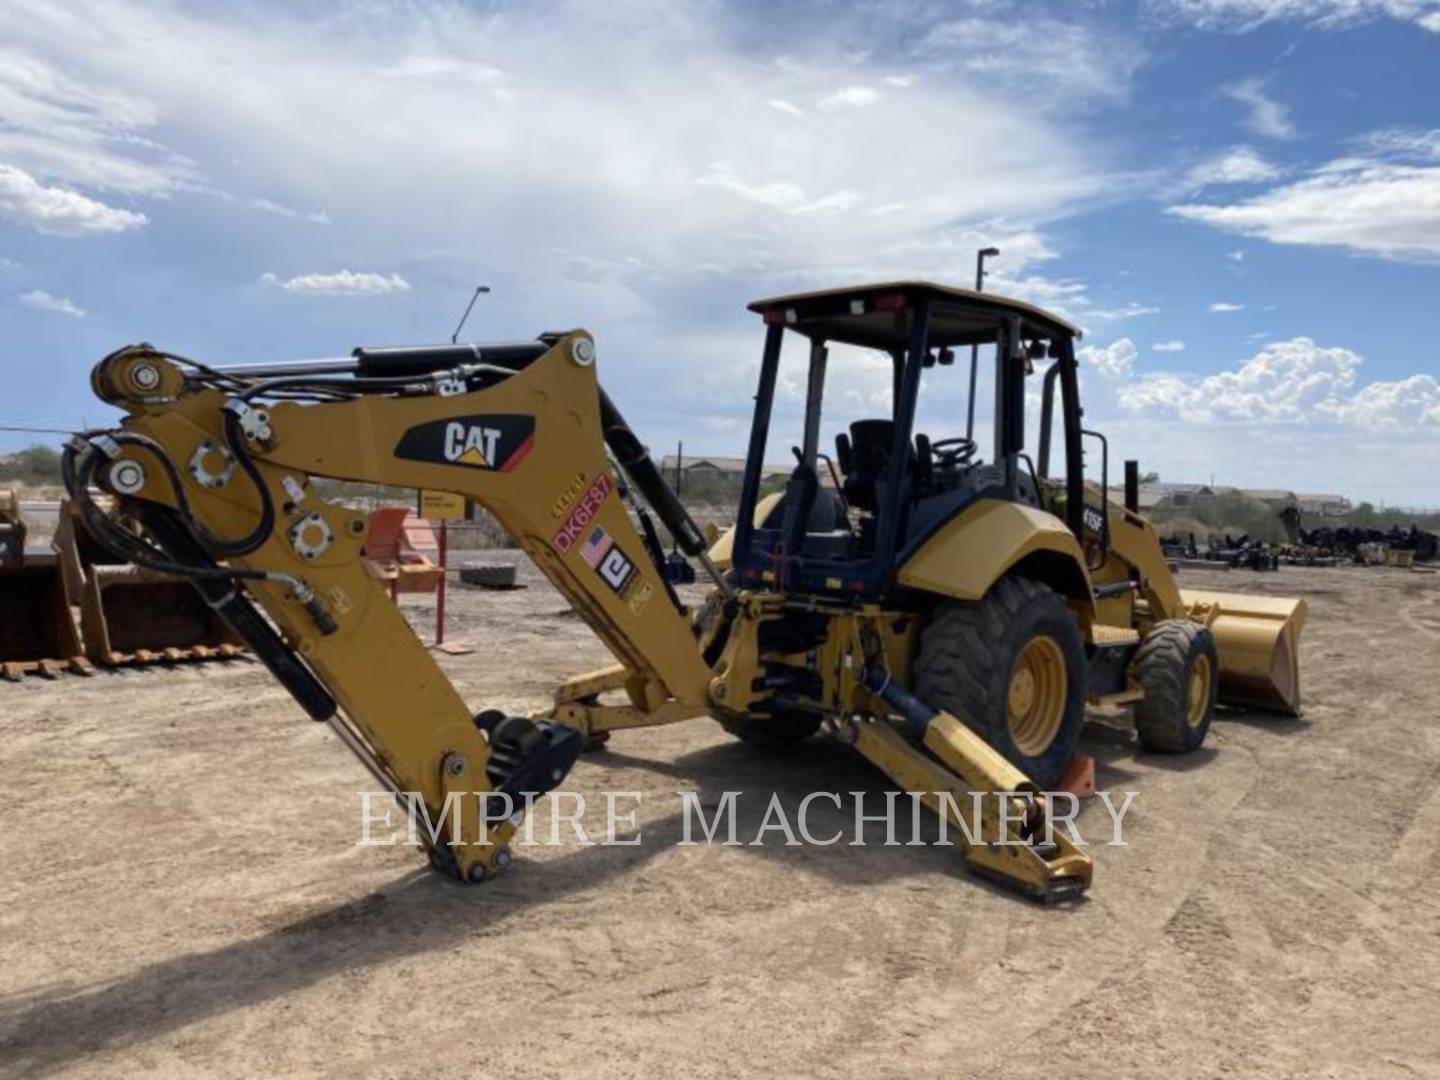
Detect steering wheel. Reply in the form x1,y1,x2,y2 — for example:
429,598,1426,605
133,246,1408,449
928,436,976,469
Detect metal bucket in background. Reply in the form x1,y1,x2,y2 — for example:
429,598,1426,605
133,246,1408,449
54,499,242,667
76,566,242,664
0,553,86,678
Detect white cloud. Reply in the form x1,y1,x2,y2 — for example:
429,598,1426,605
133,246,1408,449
1119,337,1359,421
1228,249,1246,261
1080,338,1138,378
693,161,861,215
0,0,1109,305
1168,132,1440,260
1152,0,1440,32
1185,146,1282,188
816,86,878,110
18,288,84,317
1222,78,1295,139
919,17,1146,108
1115,336,1440,431
1083,329,1440,501
1085,302,1162,322
0,0,1128,470
0,162,146,236
1329,373,1440,428
0,47,197,197
378,55,513,100
249,197,329,225
767,99,804,119
1361,128,1440,158
1153,340,1186,352
1209,301,1246,312
260,270,410,296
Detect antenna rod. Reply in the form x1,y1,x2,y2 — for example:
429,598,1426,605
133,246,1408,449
450,285,492,344
966,247,1000,443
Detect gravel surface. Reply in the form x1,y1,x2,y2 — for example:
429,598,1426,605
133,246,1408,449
1,559,1438,1078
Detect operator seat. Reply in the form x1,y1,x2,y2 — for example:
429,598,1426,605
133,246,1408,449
836,419,913,512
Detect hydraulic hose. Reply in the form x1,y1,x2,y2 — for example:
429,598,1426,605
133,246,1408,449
136,507,337,721
598,389,707,557
63,440,270,582
63,440,336,638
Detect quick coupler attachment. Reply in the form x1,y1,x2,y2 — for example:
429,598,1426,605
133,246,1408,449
474,710,584,803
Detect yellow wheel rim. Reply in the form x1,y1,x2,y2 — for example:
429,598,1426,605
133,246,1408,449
1007,635,1067,757
1187,654,1212,728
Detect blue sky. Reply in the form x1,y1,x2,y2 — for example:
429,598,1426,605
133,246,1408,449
1,0,1437,503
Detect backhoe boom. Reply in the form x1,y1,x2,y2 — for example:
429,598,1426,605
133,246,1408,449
71,332,710,882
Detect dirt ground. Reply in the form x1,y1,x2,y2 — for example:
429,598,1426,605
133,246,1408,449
2,559,1439,1079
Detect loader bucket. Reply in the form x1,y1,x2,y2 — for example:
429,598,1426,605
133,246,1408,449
54,499,241,666
0,554,85,678
0,488,25,564
1179,589,1307,715
77,567,240,664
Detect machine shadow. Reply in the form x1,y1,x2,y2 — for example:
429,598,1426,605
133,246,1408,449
1213,705,1313,736
0,736,1066,1076
570,735,1033,887
0,842,662,1075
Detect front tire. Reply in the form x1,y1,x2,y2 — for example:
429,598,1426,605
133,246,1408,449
914,577,1086,788
1133,619,1218,752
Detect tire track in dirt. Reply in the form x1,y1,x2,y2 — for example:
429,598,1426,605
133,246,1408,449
850,730,1269,1076
1400,587,1440,641
8,563,1440,1077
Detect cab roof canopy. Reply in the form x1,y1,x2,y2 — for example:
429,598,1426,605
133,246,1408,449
747,280,1081,351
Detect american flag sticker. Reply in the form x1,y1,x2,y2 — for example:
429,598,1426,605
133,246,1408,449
580,525,613,568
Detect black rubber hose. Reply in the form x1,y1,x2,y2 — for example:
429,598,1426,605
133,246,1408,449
599,389,707,556
138,507,337,721
213,409,274,556
86,427,273,559
860,667,937,741
63,443,271,582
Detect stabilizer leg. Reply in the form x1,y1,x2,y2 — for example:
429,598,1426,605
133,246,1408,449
849,669,1093,901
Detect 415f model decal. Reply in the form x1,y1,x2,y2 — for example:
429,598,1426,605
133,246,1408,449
394,414,535,472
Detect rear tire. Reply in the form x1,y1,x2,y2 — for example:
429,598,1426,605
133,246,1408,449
1133,619,1218,753
914,577,1086,789
719,712,823,747
459,561,519,589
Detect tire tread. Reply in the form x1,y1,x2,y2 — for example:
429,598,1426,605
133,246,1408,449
1134,619,1215,752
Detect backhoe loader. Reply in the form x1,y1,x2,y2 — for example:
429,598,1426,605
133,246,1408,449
62,281,1305,901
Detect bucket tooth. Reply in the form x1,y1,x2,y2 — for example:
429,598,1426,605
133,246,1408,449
0,546,86,678
54,499,243,667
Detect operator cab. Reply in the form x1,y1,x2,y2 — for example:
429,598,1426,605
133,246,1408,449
731,281,1089,600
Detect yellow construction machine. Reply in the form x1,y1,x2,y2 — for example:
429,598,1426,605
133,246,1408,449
62,283,1304,900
